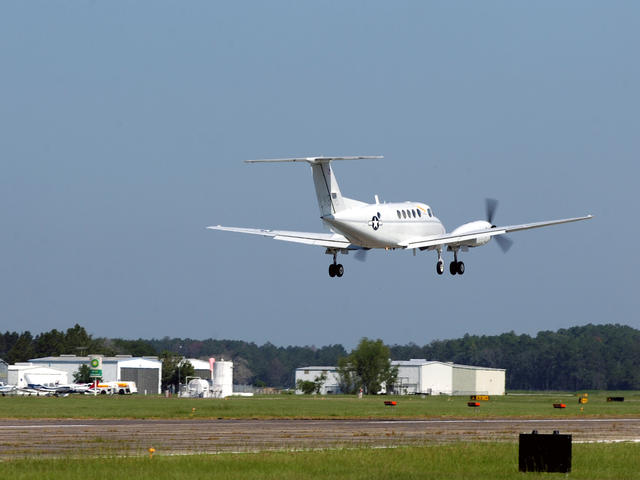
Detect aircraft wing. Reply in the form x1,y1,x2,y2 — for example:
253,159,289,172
401,215,593,249
207,225,354,249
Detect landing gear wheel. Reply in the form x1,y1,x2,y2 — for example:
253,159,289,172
336,264,344,277
329,264,336,277
449,261,458,275
457,261,465,275
436,261,444,275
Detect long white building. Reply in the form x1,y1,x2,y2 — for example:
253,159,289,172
29,355,162,394
392,359,505,395
295,360,505,395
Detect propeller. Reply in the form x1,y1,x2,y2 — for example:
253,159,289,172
494,234,514,253
485,198,514,253
485,198,498,226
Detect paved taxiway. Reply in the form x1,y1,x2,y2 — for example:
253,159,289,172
1,418,639,458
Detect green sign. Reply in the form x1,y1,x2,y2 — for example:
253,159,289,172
89,356,102,378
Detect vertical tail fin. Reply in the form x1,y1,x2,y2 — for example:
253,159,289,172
310,161,344,216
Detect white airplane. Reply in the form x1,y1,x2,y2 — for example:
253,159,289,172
208,156,592,277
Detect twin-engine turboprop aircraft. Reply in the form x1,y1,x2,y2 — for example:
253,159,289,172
208,156,592,277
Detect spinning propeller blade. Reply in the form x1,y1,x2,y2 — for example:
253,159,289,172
494,235,514,253
485,198,498,226
485,198,513,253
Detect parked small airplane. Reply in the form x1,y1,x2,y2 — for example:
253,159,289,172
208,156,592,277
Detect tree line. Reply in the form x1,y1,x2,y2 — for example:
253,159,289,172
2,323,639,390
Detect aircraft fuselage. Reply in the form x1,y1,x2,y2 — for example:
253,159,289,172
322,202,446,249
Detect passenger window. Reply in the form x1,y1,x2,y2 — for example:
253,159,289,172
397,210,401,219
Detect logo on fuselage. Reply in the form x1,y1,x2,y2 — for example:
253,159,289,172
369,212,381,231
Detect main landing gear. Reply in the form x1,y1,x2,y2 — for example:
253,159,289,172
328,251,344,278
449,249,465,275
449,260,465,275
435,248,465,276
329,263,344,278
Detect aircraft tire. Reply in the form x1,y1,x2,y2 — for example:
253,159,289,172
436,261,444,275
336,264,344,277
457,261,465,275
329,264,336,277
449,261,457,275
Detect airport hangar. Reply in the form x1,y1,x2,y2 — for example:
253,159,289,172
295,360,505,395
28,355,162,394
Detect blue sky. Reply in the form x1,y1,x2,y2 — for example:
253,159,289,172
1,1,637,348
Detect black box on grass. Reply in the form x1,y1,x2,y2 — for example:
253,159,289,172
518,431,572,473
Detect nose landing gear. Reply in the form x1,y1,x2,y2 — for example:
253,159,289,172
436,248,445,275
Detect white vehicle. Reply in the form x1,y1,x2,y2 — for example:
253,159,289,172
86,381,137,395
208,156,592,277
113,381,137,395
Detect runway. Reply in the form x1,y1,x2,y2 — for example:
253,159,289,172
2,418,640,458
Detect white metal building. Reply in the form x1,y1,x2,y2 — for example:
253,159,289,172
8,363,69,388
392,359,453,395
295,360,505,396
29,355,162,394
392,359,505,395
452,363,506,396
295,366,341,394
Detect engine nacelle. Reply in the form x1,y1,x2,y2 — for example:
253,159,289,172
449,220,493,248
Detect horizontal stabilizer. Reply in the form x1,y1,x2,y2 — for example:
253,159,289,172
245,156,382,164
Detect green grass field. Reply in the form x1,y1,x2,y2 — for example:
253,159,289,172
2,393,639,478
2,443,640,479
1,391,639,419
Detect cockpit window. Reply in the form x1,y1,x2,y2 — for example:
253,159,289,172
412,210,416,218
427,208,433,217
402,210,407,219
417,209,422,218
397,210,401,219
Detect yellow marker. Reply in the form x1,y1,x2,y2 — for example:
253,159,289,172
470,395,490,401
148,447,155,458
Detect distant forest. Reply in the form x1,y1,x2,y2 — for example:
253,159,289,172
2,323,639,391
